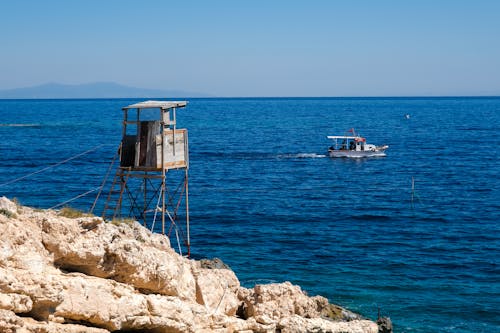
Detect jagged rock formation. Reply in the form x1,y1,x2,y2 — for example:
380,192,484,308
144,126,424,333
0,197,379,332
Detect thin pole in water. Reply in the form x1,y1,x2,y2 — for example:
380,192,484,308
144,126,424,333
410,177,423,211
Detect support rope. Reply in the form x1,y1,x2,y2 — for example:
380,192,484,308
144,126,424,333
49,187,100,210
90,145,120,213
151,189,163,233
0,144,111,188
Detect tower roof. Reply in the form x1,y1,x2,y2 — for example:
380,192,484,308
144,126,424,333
122,100,187,110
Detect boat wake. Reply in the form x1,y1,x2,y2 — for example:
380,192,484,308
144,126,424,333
277,153,327,159
0,123,42,128
199,151,327,160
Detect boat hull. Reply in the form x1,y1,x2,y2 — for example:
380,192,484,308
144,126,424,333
328,147,388,158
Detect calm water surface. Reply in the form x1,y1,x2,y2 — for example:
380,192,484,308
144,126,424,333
0,97,499,333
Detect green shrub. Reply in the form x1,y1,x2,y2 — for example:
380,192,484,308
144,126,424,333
12,197,22,214
110,217,135,226
59,207,92,218
12,197,21,207
0,208,17,219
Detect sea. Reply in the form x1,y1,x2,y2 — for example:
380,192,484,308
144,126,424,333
0,97,499,333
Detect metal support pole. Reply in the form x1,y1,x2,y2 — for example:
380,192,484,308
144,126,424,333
172,107,177,156
143,172,147,226
122,110,128,140
161,118,166,235
185,169,190,257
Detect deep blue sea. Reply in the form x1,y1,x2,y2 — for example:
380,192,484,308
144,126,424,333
0,97,499,332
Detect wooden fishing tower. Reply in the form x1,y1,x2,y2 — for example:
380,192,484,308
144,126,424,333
92,100,190,256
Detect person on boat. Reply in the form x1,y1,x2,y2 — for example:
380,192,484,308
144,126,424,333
349,140,356,150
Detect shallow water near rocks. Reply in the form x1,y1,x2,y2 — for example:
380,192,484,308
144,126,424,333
1,97,499,333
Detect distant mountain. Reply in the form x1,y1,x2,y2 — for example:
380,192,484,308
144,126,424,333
0,82,209,99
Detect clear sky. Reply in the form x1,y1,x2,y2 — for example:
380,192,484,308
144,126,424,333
1,0,499,97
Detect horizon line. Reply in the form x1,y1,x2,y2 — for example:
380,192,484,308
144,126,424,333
1,95,500,100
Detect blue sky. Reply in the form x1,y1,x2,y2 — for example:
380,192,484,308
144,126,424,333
1,0,499,96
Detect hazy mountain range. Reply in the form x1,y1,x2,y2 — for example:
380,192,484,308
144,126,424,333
0,82,209,99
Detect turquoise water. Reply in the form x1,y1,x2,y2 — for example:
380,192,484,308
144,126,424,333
0,97,499,332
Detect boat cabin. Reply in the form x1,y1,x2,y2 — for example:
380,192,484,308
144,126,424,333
327,136,369,151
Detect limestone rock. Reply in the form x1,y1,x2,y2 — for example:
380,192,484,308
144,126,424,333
0,196,18,217
0,309,25,333
200,257,232,269
377,316,393,333
41,213,196,300
279,315,378,333
0,198,380,332
192,261,241,316
0,309,109,333
0,293,33,313
240,282,335,323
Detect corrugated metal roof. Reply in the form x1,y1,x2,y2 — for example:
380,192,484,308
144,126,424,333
122,100,187,110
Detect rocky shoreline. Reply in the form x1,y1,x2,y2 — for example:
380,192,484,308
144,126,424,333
0,197,388,332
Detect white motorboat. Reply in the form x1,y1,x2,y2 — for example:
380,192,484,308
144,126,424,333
327,129,388,158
